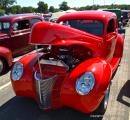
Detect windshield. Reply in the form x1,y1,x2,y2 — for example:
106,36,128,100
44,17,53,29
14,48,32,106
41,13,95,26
59,19,104,36
0,22,10,34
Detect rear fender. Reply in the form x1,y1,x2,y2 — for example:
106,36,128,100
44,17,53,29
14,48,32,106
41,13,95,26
114,34,124,58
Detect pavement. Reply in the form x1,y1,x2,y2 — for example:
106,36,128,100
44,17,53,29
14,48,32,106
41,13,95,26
0,28,130,120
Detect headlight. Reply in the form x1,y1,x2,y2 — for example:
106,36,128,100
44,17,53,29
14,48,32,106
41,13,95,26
11,62,24,81
76,72,95,95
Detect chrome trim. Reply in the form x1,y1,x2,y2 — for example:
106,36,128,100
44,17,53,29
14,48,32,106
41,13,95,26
35,74,57,109
39,59,69,70
0,59,3,74
11,31,30,37
30,43,52,45
0,36,10,40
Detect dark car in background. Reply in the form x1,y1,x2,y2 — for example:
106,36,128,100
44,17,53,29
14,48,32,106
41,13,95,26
121,10,130,26
102,9,126,36
0,14,42,75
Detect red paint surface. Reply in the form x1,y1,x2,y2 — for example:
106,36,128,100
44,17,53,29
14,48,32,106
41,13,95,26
0,46,12,67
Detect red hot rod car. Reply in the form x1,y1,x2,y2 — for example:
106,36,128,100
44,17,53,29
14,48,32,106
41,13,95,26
10,11,124,113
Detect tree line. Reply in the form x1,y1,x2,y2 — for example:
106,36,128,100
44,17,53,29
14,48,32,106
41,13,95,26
0,0,130,15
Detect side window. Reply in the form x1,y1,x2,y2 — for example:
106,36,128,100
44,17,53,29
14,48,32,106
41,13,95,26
31,18,41,26
13,20,30,31
0,22,10,33
3,22,10,29
107,19,115,33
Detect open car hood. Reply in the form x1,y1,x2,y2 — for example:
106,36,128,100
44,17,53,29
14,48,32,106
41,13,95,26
30,21,102,51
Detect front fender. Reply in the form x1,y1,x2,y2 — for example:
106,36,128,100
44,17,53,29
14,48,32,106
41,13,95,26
61,58,112,113
11,52,43,99
0,46,12,67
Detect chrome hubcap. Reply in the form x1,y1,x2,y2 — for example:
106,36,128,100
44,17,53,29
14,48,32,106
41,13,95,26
0,59,3,74
104,86,110,109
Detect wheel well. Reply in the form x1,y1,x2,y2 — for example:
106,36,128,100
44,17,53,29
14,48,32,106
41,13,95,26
0,56,9,73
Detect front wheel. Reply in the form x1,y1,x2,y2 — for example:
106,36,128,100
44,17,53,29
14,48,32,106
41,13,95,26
97,84,111,114
0,58,7,75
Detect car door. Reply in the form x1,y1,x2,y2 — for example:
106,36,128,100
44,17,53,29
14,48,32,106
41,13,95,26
0,21,12,50
10,19,31,57
104,18,117,62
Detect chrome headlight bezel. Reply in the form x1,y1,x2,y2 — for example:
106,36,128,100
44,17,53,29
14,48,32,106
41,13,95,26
34,71,43,81
76,72,95,95
11,62,24,81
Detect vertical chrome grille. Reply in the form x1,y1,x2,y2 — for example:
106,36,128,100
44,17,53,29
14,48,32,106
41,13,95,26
34,59,68,109
35,75,56,109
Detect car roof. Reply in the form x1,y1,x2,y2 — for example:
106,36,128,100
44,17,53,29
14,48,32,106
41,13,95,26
57,10,117,23
0,14,42,22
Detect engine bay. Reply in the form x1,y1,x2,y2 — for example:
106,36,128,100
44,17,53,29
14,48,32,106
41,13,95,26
40,45,93,70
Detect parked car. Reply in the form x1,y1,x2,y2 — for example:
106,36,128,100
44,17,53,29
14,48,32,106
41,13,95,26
102,9,125,36
0,14,42,75
0,14,42,57
121,10,130,26
10,11,124,114
102,9,121,21
0,46,12,75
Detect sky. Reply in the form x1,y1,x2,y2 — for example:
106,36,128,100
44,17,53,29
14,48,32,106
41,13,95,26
16,0,130,8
